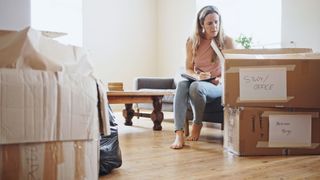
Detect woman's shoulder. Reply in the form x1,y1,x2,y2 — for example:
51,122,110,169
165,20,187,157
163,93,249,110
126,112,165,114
223,35,236,49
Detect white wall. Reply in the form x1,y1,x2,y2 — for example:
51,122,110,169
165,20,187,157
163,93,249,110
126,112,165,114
282,0,320,52
157,0,196,77
0,0,30,30
31,0,82,46
83,0,158,90
197,0,281,48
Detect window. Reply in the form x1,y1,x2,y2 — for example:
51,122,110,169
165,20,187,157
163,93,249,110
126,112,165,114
197,0,281,48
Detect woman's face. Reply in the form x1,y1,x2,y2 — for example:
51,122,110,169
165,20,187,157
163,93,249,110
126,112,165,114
202,12,220,39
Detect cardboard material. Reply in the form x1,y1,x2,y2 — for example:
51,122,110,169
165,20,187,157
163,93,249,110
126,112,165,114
0,27,62,71
0,27,103,179
0,69,99,144
224,107,320,156
222,48,313,54
0,140,99,180
0,27,110,143
223,53,320,108
0,27,94,75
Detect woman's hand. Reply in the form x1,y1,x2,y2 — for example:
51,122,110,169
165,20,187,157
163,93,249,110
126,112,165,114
199,72,211,80
211,77,220,85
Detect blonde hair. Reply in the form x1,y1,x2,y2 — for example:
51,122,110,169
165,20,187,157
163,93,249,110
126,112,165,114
189,5,225,59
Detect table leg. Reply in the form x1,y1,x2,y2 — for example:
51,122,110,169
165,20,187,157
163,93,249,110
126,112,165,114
123,103,134,126
150,96,164,131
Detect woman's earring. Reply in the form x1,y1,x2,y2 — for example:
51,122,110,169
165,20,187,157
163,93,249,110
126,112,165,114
202,28,205,34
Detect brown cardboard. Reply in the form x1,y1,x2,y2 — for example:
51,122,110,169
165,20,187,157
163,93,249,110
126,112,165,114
224,107,320,156
0,140,99,180
222,48,312,54
0,69,99,144
223,53,320,108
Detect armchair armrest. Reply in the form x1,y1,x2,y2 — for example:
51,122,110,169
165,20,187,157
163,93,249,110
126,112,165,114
134,77,176,90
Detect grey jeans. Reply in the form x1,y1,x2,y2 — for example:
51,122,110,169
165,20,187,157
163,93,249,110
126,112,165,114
173,80,222,131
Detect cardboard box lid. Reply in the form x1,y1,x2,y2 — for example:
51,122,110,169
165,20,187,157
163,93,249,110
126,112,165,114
222,48,313,54
224,53,320,60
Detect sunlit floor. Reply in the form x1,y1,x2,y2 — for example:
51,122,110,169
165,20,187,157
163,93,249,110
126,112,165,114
100,110,320,179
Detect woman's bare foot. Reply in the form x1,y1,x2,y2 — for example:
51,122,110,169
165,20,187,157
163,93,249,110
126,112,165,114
170,130,185,149
186,123,203,141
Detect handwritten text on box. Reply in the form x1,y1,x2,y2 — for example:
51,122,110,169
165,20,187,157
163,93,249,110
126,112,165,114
239,67,287,101
269,114,312,147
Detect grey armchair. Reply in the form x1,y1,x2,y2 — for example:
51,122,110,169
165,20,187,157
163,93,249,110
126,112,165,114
134,77,224,136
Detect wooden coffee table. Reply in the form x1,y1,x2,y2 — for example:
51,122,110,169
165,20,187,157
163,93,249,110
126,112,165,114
107,91,171,131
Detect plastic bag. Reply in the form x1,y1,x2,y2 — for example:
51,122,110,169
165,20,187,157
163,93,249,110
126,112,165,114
99,105,122,176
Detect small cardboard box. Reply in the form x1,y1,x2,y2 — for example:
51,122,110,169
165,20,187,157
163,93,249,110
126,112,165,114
224,107,320,156
222,53,320,108
0,140,99,180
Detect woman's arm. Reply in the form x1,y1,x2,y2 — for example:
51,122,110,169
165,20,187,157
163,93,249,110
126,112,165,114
224,35,236,49
185,38,194,72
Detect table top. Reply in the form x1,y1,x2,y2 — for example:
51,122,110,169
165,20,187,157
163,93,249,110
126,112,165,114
107,90,172,97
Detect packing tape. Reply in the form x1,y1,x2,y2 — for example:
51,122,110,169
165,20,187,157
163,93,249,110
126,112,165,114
226,64,296,73
261,111,319,118
236,96,295,103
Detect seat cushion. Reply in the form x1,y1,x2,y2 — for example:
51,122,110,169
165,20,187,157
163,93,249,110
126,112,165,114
204,97,223,112
138,89,175,103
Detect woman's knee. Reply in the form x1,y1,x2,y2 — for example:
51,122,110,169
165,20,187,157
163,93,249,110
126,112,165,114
189,82,204,98
177,80,190,89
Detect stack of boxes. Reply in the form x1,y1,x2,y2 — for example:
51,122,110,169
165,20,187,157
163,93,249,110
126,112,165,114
222,48,320,156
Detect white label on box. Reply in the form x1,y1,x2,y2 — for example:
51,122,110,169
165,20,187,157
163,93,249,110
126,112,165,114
239,67,287,101
269,114,312,147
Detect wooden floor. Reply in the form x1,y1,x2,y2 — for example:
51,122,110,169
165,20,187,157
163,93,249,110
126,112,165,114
100,111,320,180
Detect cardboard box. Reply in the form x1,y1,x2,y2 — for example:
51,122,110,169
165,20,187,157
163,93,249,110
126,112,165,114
0,69,99,144
224,107,320,156
223,53,320,108
0,27,110,140
0,28,102,179
0,140,99,180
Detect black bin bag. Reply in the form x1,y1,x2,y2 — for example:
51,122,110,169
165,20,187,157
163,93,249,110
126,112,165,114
99,105,122,176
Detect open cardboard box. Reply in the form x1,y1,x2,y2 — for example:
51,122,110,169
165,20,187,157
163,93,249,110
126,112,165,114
0,27,105,179
0,27,109,144
222,51,320,108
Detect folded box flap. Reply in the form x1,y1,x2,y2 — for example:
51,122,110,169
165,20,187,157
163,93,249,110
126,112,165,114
0,27,95,75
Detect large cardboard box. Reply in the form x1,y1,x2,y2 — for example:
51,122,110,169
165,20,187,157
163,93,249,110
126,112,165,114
0,27,102,179
0,140,99,180
224,107,320,156
223,53,320,108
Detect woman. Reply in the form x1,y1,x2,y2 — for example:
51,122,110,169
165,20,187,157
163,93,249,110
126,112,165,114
170,5,235,149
